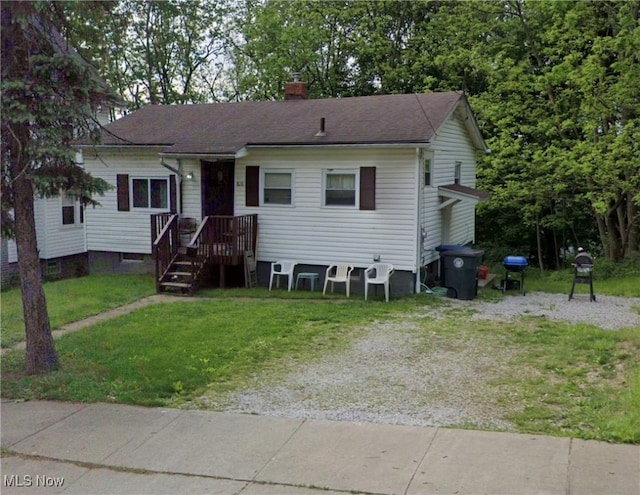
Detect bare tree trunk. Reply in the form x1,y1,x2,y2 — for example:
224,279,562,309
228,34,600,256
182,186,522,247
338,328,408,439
626,191,638,255
536,217,544,272
595,214,609,259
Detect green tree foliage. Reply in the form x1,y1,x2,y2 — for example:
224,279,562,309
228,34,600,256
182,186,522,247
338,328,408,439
474,0,639,264
62,0,230,108
1,1,116,373
231,0,359,99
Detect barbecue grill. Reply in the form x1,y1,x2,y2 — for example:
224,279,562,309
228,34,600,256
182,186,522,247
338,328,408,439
502,256,528,296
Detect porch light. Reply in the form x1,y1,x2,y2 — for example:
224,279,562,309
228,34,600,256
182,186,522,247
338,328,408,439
185,172,194,180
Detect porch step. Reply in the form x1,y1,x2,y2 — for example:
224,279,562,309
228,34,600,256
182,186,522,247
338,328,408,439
173,260,203,267
166,271,191,277
159,281,192,289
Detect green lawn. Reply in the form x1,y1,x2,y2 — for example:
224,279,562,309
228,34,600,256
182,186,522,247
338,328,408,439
524,271,640,298
1,298,405,404
0,275,155,349
483,263,640,298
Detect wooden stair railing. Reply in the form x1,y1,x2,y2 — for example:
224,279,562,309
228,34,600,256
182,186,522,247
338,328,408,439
154,214,258,295
152,213,179,293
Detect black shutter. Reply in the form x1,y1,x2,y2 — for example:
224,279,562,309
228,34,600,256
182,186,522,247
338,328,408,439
246,166,259,207
169,175,177,213
360,167,376,210
117,174,129,211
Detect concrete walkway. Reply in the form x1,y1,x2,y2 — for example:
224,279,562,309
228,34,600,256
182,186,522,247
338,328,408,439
1,400,638,495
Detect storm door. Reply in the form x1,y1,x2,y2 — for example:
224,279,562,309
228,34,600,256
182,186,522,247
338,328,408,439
201,160,235,217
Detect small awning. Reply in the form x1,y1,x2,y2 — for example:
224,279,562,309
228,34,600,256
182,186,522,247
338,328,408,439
438,184,490,210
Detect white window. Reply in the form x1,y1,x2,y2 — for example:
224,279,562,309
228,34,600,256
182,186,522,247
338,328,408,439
262,170,293,205
323,170,358,207
424,158,433,187
132,178,168,209
61,194,82,226
454,161,462,185
61,194,75,225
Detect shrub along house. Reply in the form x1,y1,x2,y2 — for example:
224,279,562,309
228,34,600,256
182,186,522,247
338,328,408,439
78,81,489,296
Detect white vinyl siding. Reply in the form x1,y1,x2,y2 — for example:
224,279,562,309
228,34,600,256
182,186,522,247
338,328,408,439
236,147,418,271
419,110,479,265
39,196,85,259
178,159,202,221
6,195,87,262
83,152,174,254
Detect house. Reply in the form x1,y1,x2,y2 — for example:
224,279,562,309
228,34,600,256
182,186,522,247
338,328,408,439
78,83,489,295
1,107,125,287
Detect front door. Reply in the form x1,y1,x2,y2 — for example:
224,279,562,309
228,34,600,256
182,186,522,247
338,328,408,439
201,160,235,217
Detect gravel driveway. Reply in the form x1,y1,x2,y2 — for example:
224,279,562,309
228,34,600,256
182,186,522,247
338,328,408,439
201,292,640,429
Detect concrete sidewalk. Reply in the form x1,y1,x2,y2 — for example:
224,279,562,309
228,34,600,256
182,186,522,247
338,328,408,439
1,400,638,495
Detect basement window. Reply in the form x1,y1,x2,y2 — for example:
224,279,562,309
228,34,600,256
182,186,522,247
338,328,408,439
120,252,145,263
44,260,61,276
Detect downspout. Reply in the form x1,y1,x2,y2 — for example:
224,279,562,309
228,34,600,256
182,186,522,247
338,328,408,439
415,148,423,294
76,149,88,255
160,158,183,214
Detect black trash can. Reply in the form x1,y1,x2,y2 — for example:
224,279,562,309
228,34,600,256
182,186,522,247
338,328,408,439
440,249,484,300
436,244,471,284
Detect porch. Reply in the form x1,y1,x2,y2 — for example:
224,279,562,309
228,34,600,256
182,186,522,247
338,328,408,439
152,213,258,295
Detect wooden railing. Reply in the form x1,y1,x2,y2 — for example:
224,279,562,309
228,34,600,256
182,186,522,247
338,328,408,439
151,213,174,241
188,214,257,266
152,213,179,292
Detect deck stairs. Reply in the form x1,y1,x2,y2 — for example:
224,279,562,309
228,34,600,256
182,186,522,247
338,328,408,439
152,213,257,296
158,248,209,296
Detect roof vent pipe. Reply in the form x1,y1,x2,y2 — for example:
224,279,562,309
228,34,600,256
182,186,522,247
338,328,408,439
316,117,326,137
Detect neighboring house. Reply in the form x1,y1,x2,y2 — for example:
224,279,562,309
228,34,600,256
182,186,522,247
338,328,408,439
79,82,489,295
2,107,125,286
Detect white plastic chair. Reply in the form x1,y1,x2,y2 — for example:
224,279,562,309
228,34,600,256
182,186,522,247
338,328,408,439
323,263,355,297
364,263,394,302
269,260,297,291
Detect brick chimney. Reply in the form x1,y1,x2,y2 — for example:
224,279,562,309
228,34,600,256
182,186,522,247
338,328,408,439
284,73,308,100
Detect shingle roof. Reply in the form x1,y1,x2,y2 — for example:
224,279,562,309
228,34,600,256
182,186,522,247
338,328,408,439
95,91,480,154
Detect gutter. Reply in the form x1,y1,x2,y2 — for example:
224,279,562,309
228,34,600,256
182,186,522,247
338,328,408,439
243,142,432,150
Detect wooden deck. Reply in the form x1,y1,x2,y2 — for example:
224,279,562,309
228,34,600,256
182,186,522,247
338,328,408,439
152,214,258,295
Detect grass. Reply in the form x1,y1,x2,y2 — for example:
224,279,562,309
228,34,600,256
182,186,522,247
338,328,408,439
484,264,640,298
490,319,640,443
0,275,155,349
1,274,639,443
1,298,405,405
524,271,640,298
